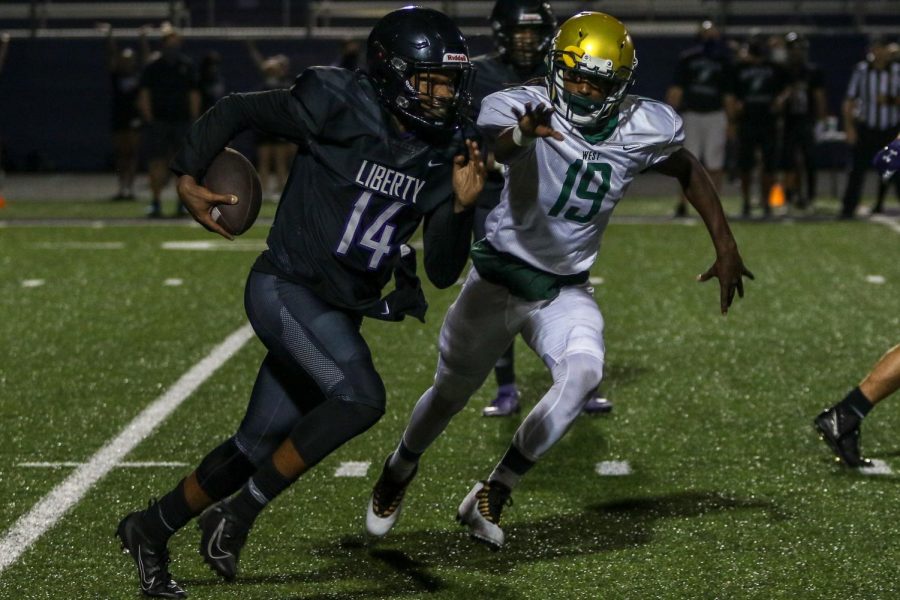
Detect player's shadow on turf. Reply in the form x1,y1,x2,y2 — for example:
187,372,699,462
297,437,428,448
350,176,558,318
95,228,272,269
334,490,781,575
182,491,779,598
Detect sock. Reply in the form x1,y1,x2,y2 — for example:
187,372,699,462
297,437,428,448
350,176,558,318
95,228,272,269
494,344,516,387
387,439,421,482
839,386,874,419
143,479,195,544
229,460,294,524
488,445,535,491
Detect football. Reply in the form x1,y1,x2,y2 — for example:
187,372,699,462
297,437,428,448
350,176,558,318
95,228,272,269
201,147,262,236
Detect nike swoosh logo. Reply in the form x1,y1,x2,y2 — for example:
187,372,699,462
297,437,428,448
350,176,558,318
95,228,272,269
380,302,390,316
137,545,156,590
427,160,443,167
622,145,639,151
206,519,233,560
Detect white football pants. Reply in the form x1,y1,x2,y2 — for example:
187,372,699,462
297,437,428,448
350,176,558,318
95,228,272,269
401,267,605,462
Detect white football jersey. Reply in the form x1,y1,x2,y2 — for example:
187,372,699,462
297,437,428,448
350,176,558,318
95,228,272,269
477,85,684,275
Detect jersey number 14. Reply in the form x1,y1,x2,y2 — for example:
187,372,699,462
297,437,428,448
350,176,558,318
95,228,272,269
336,191,404,270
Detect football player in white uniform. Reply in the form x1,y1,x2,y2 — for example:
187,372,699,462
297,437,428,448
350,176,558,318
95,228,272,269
365,12,753,549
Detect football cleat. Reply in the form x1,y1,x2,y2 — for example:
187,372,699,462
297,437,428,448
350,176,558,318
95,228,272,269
483,386,521,417
116,508,187,598
582,396,613,415
813,405,872,468
197,502,251,581
366,456,418,539
456,480,512,550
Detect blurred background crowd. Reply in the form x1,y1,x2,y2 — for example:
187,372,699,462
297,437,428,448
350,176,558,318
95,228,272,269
0,1,898,218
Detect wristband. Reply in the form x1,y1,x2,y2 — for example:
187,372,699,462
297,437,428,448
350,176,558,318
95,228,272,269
511,124,536,147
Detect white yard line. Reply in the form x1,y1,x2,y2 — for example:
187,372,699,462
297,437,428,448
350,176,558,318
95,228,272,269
870,214,900,234
17,462,189,469
859,458,893,475
0,323,254,575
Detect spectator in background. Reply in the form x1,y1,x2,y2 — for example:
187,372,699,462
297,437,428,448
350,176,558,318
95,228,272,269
98,22,150,201
331,38,362,70
666,20,734,218
198,51,227,114
137,22,200,218
840,37,900,219
0,32,10,183
246,40,295,198
779,32,826,210
731,34,788,218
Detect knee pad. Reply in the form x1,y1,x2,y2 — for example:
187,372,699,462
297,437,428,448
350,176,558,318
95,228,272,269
555,352,604,400
195,437,256,501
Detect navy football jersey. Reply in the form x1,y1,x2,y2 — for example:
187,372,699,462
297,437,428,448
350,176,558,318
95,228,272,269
733,60,788,121
172,67,471,317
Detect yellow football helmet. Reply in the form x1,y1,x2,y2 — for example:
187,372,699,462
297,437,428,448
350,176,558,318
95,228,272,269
545,12,637,127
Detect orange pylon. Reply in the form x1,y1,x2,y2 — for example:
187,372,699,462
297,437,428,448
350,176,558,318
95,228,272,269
768,183,785,208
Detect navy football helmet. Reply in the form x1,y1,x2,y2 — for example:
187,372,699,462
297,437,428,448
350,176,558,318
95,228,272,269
367,7,474,134
490,0,557,71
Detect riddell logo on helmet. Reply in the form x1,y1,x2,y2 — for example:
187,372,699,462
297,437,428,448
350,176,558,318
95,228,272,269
443,53,468,63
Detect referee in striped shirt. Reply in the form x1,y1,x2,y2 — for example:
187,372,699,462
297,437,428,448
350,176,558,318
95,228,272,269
841,37,900,218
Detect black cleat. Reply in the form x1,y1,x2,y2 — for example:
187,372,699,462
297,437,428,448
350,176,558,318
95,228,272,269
116,509,187,598
814,405,872,468
197,502,250,581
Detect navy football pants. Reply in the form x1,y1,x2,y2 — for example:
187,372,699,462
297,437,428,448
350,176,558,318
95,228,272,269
232,270,385,467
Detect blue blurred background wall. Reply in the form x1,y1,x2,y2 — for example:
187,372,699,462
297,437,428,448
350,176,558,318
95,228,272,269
0,33,869,172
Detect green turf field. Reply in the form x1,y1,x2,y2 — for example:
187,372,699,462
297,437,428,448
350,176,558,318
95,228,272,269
1,197,899,599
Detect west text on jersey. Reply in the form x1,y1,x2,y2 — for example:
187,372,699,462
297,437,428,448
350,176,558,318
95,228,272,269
582,150,605,161
354,160,426,204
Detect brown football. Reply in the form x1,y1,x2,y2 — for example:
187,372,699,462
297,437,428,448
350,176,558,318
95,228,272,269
201,147,262,236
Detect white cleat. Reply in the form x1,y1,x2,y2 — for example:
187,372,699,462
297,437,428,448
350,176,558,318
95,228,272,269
365,457,417,539
456,480,512,550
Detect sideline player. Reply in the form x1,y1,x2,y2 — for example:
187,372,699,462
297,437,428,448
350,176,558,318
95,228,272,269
365,11,753,550
814,135,900,468
116,8,485,597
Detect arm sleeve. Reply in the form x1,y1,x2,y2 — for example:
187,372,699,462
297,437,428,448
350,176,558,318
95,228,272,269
476,90,522,136
170,89,310,178
422,200,474,289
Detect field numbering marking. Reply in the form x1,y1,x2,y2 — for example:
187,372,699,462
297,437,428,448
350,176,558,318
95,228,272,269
334,461,371,477
595,461,632,476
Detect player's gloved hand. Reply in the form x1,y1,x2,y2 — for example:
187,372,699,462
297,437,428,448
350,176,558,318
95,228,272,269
511,102,565,142
697,248,754,315
452,139,487,212
176,174,239,240
873,137,900,181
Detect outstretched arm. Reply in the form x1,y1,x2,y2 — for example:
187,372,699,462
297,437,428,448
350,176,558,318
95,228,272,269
492,102,564,164
652,148,754,314
245,39,266,73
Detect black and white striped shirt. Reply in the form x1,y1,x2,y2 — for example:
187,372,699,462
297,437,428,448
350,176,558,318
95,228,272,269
845,60,900,130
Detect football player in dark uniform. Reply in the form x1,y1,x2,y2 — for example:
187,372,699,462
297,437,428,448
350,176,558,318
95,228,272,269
473,0,611,417
115,8,485,598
